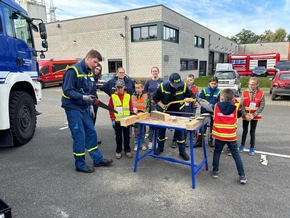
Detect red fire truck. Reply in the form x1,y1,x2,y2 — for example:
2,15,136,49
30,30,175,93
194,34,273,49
228,52,280,76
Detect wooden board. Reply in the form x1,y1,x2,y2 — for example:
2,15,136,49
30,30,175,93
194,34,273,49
120,112,150,127
150,111,171,121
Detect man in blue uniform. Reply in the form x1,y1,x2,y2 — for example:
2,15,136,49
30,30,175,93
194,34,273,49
152,73,196,161
62,49,113,173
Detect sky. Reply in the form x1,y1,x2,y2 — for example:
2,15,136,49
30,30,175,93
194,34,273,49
46,0,290,37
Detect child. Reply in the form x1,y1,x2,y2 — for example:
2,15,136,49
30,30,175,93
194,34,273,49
182,74,199,148
239,77,265,156
132,80,151,151
211,88,247,184
226,90,241,156
108,79,134,159
195,76,220,148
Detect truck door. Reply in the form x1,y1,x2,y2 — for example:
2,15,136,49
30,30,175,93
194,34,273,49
13,12,37,77
0,5,18,73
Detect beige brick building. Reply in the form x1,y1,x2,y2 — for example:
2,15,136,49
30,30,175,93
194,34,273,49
34,5,238,79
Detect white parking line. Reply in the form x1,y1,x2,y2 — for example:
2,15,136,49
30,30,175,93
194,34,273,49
243,149,290,159
59,122,68,130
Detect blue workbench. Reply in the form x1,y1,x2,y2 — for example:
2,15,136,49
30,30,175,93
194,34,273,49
133,115,209,189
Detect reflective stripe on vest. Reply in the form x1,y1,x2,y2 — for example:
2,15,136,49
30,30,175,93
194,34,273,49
133,93,148,112
112,93,131,121
212,104,237,141
242,90,263,120
62,66,93,99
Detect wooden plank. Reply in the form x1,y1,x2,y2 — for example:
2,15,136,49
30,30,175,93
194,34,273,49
186,116,209,130
120,115,137,127
137,112,150,121
120,112,150,127
150,111,171,121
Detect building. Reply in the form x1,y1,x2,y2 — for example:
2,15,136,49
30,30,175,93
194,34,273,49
33,5,237,79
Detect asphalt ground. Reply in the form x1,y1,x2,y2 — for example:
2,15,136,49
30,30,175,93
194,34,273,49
1,86,290,218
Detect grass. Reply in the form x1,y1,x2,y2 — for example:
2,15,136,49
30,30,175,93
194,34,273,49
195,76,271,90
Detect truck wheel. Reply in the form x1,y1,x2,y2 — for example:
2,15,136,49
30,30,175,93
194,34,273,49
9,91,36,146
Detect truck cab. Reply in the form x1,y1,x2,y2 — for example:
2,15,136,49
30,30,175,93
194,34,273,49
0,0,48,146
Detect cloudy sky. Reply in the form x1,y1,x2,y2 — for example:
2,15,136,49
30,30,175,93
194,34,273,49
46,0,290,37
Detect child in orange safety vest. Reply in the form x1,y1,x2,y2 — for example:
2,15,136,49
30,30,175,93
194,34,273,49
239,77,265,156
211,88,247,184
132,80,151,151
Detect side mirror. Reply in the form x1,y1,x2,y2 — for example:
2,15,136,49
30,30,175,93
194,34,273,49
42,40,48,49
39,23,47,39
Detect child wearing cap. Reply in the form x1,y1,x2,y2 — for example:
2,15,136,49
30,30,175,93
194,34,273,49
108,79,134,159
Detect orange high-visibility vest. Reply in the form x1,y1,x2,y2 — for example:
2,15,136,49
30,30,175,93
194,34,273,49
212,104,238,141
132,93,148,112
242,90,263,120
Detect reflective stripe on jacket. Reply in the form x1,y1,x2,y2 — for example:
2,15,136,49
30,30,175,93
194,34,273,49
212,104,238,141
112,93,131,121
157,81,187,111
242,90,263,120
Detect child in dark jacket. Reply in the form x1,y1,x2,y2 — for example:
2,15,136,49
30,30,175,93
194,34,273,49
211,88,246,184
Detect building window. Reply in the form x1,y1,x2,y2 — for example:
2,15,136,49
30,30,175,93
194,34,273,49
132,25,157,41
180,59,198,71
194,35,204,48
163,26,178,43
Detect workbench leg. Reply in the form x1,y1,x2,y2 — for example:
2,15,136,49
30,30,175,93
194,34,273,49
189,131,196,189
202,121,209,171
134,124,144,172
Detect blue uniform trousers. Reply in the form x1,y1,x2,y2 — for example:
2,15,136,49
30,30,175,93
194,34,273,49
65,108,104,170
157,128,186,154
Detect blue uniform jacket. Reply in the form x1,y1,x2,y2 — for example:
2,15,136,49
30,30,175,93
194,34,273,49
102,75,135,96
153,80,195,112
61,59,93,110
199,85,221,114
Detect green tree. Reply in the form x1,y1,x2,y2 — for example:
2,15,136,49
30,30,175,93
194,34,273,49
287,34,290,42
273,28,287,42
233,29,259,44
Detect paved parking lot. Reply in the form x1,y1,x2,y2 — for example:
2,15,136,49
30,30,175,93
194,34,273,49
1,87,290,218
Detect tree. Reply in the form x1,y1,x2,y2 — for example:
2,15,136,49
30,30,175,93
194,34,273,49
232,29,259,44
228,28,288,44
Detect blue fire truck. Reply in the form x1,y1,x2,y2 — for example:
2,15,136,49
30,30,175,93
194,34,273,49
0,0,48,146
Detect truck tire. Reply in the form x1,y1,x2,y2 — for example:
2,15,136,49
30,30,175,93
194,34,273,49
9,91,36,146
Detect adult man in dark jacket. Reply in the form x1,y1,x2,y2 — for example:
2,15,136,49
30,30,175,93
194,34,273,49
102,67,135,96
62,49,113,173
153,72,196,161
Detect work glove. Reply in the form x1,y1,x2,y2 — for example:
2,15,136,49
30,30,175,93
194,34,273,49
82,95,96,103
89,105,95,119
161,104,168,111
133,107,138,114
112,121,115,128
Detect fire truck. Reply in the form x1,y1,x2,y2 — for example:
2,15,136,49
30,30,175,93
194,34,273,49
228,52,280,76
0,0,48,146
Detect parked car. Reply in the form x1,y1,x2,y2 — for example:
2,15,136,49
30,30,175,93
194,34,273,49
252,66,268,77
214,70,241,95
38,59,78,88
270,71,290,100
97,73,115,90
